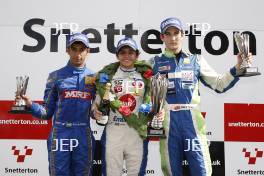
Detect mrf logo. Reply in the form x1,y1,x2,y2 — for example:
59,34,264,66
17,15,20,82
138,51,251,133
242,148,263,164
63,90,92,100
11,146,33,162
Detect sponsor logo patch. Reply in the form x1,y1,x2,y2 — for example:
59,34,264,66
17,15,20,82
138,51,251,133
63,90,92,100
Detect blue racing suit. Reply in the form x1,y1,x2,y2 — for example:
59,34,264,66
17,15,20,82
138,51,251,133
150,50,239,176
30,61,95,176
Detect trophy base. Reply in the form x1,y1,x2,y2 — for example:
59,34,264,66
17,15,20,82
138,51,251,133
237,67,261,77
147,127,166,138
9,105,31,114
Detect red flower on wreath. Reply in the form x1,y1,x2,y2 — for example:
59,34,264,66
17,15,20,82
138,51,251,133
143,69,153,79
118,105,132,117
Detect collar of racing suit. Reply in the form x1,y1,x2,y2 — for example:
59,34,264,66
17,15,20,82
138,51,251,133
119,66,136,73
66,61,86,74
163,49,189,59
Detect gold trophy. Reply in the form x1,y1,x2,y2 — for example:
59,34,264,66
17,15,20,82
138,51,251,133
234,32,261,77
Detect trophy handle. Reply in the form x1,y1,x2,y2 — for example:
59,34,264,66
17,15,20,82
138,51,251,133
234,32,261,77
15,76,21,96
21,77,29,95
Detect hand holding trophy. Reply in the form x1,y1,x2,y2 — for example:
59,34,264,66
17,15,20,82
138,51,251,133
234,32,261,77
147,73,168,138
9,76,31,114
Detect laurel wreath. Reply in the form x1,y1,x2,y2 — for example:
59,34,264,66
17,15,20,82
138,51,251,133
95,61,153,139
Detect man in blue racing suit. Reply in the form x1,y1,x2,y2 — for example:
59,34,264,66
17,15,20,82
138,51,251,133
149,17,252,176
20,33,96,176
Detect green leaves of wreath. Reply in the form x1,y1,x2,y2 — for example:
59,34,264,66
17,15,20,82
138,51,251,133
95,61,153,139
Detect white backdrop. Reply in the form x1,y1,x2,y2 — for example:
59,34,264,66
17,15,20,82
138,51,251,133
0,0,264,175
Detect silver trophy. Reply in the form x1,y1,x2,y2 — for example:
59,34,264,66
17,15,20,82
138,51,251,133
234,32,261,77
147,73,168,138
9,76,31,114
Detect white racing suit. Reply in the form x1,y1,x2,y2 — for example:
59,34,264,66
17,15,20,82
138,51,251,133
94,66,148,176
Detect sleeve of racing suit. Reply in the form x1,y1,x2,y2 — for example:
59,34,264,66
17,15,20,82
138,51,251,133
197,54,239,93
30,72,58,119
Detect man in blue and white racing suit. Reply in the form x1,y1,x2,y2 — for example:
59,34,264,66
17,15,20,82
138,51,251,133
149,17,252,176
20,33,95,176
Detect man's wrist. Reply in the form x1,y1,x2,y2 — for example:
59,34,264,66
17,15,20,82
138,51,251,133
230,66,238,77
26,101,32,108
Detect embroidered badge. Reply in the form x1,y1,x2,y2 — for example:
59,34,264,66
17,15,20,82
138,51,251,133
158,65,171,72
85,76,96,85
183,58,190,65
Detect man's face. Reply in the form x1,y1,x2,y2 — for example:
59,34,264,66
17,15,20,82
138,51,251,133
161,26,184,53
67,42,90,68
117,46,139,69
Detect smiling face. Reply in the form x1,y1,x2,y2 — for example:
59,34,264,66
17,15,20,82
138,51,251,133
67,42,90,68
117,46,139,69
160,26,184,54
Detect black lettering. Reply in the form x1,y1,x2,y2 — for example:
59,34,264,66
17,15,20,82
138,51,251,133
186,25,201,54
82,28,101,53
204,31,229,55
141,29,162,54
50,29,71,52
21,18,258,56
146,170,155,174
91,130,98,135
22,18,46,52
104,23,120,53
122,23,138,38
